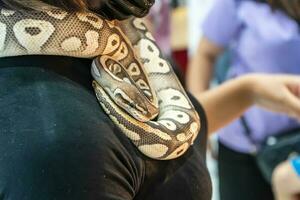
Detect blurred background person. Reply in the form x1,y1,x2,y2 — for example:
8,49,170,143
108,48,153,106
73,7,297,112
186,0,300,199
187,0,213,55
187,1,220,199
145,0,171,57
145,0,186,83
273,157,300,200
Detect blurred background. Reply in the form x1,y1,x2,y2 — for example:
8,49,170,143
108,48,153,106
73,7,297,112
146,0,300,199
146,0,219,199
145,0,214,77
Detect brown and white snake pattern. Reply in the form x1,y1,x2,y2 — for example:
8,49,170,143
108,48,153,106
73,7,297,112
0,7,201,160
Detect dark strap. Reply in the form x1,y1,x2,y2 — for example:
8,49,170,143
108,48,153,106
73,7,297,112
239,115,260,150
240,116,251,136
240,114,300,149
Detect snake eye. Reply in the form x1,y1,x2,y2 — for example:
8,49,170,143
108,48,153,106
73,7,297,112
135,104,147,115
129,103,145,114
129,102,135,108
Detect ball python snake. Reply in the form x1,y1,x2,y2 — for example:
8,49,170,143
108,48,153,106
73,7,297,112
0,7,201,160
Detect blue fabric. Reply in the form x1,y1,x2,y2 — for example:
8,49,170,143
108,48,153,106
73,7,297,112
291,157,300,177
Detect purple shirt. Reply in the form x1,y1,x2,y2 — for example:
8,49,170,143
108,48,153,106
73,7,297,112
202,0,300,153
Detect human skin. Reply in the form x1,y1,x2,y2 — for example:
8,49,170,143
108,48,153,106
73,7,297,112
196,74,300,135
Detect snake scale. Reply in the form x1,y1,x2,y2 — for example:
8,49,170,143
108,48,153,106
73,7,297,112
0,7,201,160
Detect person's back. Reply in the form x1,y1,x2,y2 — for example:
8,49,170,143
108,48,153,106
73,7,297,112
0,1,212,198
0,55,211,200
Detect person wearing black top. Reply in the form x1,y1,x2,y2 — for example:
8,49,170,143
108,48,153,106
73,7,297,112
2,1,300,200
0,55,211,200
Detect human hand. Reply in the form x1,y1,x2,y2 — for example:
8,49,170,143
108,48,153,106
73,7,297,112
248,74,300,119
196,74,300,134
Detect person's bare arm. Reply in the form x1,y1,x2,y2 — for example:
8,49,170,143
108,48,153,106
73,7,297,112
197,74,300,134
186,37,224,94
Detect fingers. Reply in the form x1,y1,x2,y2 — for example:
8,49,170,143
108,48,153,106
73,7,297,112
277,75,300,118
277,75,300,85
287,84,300,98
272,161,300,197
282,86,300,118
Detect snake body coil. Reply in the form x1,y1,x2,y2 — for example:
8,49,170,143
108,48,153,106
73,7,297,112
0,8,201,160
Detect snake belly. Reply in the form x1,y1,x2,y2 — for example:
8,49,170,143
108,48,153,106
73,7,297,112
0,8,201,160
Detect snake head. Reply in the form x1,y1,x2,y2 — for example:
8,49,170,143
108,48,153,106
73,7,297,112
113,87,159,122
92,56,159,122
